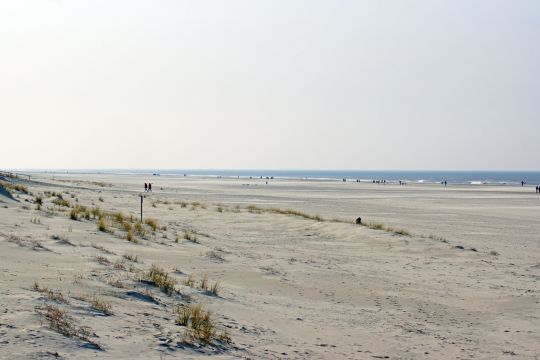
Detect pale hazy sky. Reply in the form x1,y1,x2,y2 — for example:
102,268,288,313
1,1,539,170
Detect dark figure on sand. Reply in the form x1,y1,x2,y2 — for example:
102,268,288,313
148,183,152,192
522,181,525,187
536,186,539,194
144,183,147,192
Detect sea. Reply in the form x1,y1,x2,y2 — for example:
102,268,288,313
27,169,540,186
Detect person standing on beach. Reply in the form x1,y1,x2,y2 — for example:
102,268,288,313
144,183,147,192
148,183,152,192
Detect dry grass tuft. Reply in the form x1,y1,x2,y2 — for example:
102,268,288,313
90,296,113,315
183,230,198,243
209,281,220,296
145,265,175,295
428,234,448,243
184,275,195,287
95,256,111,265
36,304,101,349
123,253,139,263
97,218,108,232
145,218,158,231
391,228,411,236
175,304,216,343
33,282,69,304
199,273,209,291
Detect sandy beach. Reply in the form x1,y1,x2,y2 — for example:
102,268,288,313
1,173,539,359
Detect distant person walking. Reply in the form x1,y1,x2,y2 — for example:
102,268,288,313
536,186,539,193
521,181,525,187
144,183,148,192
444,180,447,187
148,183,152,192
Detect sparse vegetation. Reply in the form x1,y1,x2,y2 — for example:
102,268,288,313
428,234,448,243
391,228,411,236
98,218,108,232
367,222,385,230
184,275,195,287
123,253,139,262
200,273,209,291
145,265,175,295
33,282,69,304
209,281,220,296
36,304,100,349
90,296,113,315
183,230,198,243
95,256,111,265
134,222,146,237
145,218,158,231
175,303,216,343
52,198,70,207
51,234,75,246
0,181,29,194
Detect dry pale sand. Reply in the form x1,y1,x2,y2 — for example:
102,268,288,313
0,173,539,359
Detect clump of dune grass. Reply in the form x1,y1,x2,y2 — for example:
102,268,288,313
97,218,108,232
199,273,209,291
0,181,29,194
91,207,102,219
69,208,79,220
134,222,146,237
52,197,70,207
95,256,111,265
246,204,262,213
123,253,139,262
428,234,448,243
216,205,224,213
30,217,41,224
113,259,126,270
33,282,70,304
126,229,137,243
183,230,198,243
35,195,43,205
114,212,125,224
145,265,175,295
367,222,385,230
184,275,195,287
90,296,113,315
175,303,216,344
391,228,411,236
90,243,115,255
268,208,323,221
209,281,220,296
36,304,101,349
98,196,104,202
489,250,499,256
245,205,325,221
51,234,75,246
218,330,232,344
145,218,158,231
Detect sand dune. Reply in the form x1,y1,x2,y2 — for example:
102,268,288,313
0,174,539,359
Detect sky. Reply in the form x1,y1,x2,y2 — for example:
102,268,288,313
1,0,539,170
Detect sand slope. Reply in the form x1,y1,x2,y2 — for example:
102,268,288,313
0,175,539,359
